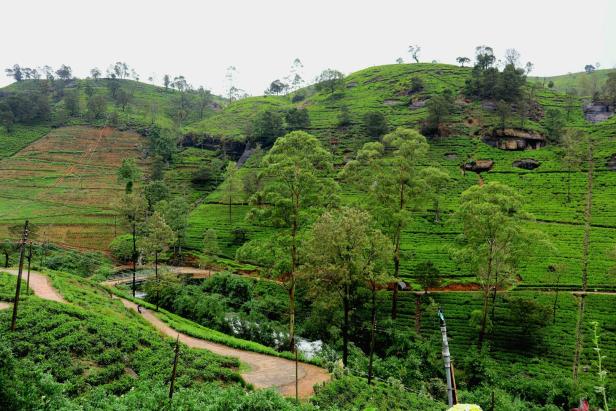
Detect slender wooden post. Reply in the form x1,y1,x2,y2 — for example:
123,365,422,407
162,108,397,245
295,339,299,403
169,334,180,399
10,220,29,331
26,242,32,295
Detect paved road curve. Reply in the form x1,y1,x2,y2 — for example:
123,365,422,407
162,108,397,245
3,268,329,398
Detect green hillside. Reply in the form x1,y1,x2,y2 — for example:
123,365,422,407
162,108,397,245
2,60,616,409
531,68,616,96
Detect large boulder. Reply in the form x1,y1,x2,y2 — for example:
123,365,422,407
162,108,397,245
462,159,494,173
584,102,614,123
513,158,540,170
482,128,546,150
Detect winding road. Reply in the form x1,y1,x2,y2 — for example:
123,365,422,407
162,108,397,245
2,268,329,398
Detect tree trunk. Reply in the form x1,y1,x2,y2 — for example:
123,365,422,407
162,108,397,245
478,245,494,349
391,227,401,320
342,287,350,367
155,251,159,311
132,222,137,297
3,252,8,268
434,199,440,223
490,270,499,340
415,293,422,334
573,140,594,380
368,285,377,385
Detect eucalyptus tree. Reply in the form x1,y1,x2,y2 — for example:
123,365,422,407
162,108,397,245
454,182,549,348
303,207,393,379
237,131,337,351
140,211,176,310
341,127,429,319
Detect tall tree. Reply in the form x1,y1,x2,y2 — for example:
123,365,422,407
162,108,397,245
117,158,141,193
55,65,72,80
341,128,429,319
140,211,176,310
63,89,80,116
222,161,241,223
196,86,212,119
118,193,148,297
237,131,337,355
225,66,238,102
408,45,421,63
90,68,101,80
454,182,548,349
456,57,470,67
303,207,393,373
560,129,585,203
572,132,595,380
155,197,190,260
163,74,171,90
421,167,451,223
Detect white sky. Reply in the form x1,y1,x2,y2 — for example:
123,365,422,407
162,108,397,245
1,0,614,96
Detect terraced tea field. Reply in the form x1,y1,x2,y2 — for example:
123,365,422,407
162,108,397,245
0,126,147,250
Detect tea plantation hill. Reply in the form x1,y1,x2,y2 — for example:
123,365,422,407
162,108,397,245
182,63,616,383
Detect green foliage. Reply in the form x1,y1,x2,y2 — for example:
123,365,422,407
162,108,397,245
285,107,311,131
109,234,134,263
544,108,566,142
315,69,345,94
250,109,285,146
362,111,389,138
311,375,446,410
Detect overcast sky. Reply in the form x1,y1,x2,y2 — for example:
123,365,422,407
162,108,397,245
1,0,614,96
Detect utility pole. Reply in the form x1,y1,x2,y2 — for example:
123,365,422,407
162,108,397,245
295,340,299,403
438,307,455,408
10,220,29,331
169,334,180,400
26,242,32,295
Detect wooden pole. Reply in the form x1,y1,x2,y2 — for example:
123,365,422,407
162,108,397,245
10,220,29,331
169,334,180,400
26,242,32,295
295,339,299,403
451,360,458,405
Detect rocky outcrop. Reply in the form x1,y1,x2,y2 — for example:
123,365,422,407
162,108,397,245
462,159,493,173
444,152,458,160
482,128,546,150
513,158,540,170
409,99,426,109
181,134,246,159
383,99,403,106
584,102,614,123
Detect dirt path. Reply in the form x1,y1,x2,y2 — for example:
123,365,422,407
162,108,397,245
0,302,11,310
4,269,66,303
119,298,330,398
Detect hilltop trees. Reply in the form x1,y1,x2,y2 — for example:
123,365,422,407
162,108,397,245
303,207,393,375
315,69,344,94
408,45,421,63
238,131,337,353
457,57,471,67
465,45,526,102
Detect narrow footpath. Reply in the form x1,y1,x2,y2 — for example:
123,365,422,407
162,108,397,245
3,268,329,398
